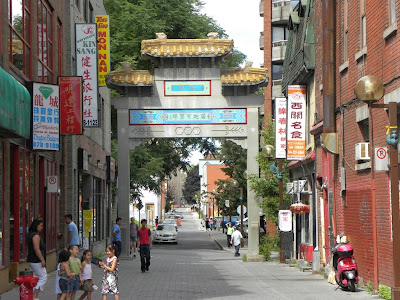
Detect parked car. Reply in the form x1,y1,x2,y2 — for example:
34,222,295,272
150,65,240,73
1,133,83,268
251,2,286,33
153,224,178,244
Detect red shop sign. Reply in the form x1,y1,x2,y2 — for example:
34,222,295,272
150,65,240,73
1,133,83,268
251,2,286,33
59,77,83,134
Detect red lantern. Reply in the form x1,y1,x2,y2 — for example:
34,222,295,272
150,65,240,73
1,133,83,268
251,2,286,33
290,203,310,214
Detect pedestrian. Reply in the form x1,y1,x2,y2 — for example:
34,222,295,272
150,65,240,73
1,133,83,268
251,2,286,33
99,243,119,300
155,216,159,227
68,245,82,300
79,250,94,300
58,250,76,300
27,219,47,300
130,217,139,258
209,217,214,230
231,226,243,257
137,219,152,273
55,259,62,300
65,214,80,248
112,217,122,258
205,218,210,231
226,222,234,248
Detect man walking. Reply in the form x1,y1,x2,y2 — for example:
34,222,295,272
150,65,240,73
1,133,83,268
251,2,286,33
137,219,152,273
65,214,79,248
231,225,243,257
226,222,234,248
112,217,122,257
130,217,139,258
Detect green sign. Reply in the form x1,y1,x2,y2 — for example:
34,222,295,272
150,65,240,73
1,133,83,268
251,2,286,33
0,67,31,138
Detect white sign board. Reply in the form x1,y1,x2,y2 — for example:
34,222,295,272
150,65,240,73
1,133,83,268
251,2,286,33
278,210,292,232
76,24,98,127
32,83,60,150
46,176,58,193
375,147,389,171
237,205,247,215
287,85,306,160
275,97,287,159
225,200,230,207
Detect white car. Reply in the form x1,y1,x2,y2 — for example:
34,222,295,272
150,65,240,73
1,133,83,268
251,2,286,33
162,218,178,230
153,224,178,244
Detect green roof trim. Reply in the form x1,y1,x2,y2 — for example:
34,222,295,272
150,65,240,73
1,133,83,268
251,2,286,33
0,66,31,138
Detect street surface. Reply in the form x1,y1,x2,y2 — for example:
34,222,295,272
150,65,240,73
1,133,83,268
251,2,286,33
3,209,378,299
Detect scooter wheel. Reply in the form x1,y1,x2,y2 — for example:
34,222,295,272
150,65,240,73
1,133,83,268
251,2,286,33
348,279,356,292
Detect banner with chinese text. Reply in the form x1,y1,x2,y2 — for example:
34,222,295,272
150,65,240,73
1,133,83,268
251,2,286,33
75,24,98,127
287,85,306,160
59,77,83,134
32,83,60,150
275,97,287,159
95,16,110,86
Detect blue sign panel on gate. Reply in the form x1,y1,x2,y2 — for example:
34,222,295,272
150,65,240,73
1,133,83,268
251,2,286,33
164,81,211,96
129,109,247,125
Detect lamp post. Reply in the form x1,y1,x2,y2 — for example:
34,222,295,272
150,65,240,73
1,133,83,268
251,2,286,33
355,75,400,298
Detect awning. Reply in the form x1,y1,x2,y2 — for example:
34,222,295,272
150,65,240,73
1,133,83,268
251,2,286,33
0,66,31,138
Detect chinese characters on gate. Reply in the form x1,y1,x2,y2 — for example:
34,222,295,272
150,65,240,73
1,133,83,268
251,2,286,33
75,24,98,127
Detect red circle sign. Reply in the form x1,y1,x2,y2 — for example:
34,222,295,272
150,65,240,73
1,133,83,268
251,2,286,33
49,176,56,184
376,148,387,159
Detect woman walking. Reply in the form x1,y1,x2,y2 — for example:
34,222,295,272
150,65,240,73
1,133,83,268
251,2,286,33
27,219,47,300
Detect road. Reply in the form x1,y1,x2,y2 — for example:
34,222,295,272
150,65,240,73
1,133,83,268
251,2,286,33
3,208,378,299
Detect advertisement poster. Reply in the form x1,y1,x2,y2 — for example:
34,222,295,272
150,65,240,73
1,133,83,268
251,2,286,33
75,24,98,127
287,85,306,160
59,77,83,134
95,16,110,86
275,97,287,159
278,210,292,232
32,83,60,150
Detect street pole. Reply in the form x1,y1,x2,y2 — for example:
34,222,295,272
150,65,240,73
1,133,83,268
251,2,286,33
278,159,285,263
229,197,232,223
240,187,244,247
389,101,400,299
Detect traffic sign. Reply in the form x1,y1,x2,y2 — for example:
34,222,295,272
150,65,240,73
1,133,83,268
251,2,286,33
375,147,388,171
237,205,247,215
46,176,58,193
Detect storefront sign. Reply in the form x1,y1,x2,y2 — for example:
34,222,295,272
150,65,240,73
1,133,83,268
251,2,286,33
59,77,83,134
95,16,110,86
287,85,306,160
0,66,31,138
76,24,98,127
129,109,247,125
106,156,115,182
278,210,292,232
275,97,287,159
164,81,211,96
32,83,60,150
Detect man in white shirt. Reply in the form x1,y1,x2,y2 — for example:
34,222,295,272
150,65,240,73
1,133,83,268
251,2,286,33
231,226,243,257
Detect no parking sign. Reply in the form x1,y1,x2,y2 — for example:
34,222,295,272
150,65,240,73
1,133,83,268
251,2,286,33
375,147,388,171
46,176,58,193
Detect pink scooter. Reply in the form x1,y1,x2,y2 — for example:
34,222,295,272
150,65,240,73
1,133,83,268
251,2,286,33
332,233,359,292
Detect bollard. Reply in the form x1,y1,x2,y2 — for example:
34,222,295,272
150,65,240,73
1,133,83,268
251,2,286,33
14,270,38,300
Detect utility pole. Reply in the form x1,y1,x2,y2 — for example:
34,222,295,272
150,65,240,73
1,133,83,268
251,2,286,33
278,159,285,263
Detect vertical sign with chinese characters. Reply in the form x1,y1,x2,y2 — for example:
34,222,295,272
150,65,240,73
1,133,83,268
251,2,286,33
32,83,60,150
275,97,287,159
75,24,98,127
59,77,83,134
95,16,110,86
287,85,306,160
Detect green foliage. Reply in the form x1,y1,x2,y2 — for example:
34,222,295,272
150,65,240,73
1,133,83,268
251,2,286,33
259,236,279,261
365,281,376,295
249,117,290,225
182,165,200,204
379,285,391,300
220,49,247,68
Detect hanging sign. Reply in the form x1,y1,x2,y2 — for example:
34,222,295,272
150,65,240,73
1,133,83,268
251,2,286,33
287,85,306,160
76,24,98,127
32,83,60,150
59,77,83,134
95,15,110,86
375,147,388,171
278,210,292,232
275,97,287,159
46,176,58,193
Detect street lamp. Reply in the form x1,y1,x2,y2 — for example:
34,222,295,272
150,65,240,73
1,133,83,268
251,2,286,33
355,75,400,298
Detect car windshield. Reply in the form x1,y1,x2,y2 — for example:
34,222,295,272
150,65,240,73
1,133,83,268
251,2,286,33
156,225,175,231
164,219,176,223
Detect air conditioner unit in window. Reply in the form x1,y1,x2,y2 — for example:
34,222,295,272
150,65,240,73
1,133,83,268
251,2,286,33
286,182,294,194
355,142,370,160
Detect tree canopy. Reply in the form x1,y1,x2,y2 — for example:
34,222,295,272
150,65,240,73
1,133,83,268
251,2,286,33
182,165,201,204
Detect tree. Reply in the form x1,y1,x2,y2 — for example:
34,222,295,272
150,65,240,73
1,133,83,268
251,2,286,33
182,165,200,204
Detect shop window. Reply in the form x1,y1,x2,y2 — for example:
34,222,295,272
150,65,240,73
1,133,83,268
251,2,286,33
9,0,31,77
10,147,36,262
37,0,53,83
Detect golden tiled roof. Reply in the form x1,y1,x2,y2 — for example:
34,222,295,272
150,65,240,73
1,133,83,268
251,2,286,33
221,67,269,86
141,33,233,58
106,65,154,86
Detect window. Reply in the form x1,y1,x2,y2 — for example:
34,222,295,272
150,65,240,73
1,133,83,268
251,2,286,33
360,0,366,48
272,64,283,80
57,20,62,75
9,0,31,77
272,26,289,44
389,0,396,25
344,0,348,61
359,119,369,142
37,0,53,83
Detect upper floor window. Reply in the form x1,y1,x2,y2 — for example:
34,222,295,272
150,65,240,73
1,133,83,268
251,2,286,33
389,0,396,25
9,0,31,77
37,0,53,83
343,0,348,62
57,20,62,75
360,0,366,48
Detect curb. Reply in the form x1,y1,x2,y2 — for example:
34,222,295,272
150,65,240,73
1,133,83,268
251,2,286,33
209,232,224,251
